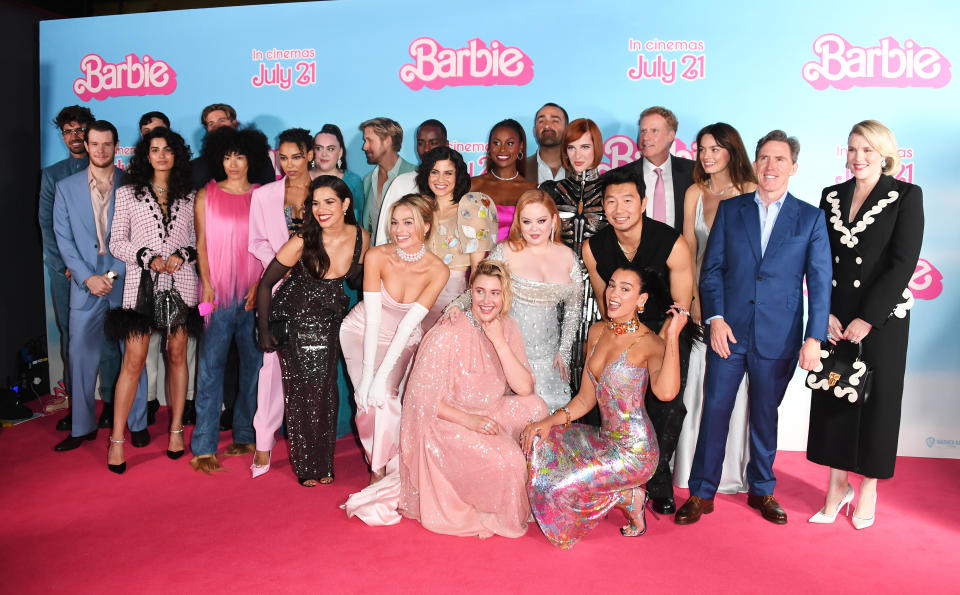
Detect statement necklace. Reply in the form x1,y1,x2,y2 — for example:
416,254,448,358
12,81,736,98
490,169,519,181
607,316,642,335
150,183,167,195
396,243,426,263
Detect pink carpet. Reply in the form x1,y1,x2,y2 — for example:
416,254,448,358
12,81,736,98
2,404,957,593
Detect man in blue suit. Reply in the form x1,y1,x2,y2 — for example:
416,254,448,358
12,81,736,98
52,121,148,451
676,130,832,524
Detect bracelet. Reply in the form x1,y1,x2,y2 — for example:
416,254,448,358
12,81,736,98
558,406,572,428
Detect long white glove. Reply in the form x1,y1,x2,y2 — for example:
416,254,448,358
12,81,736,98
355,292,382,412
367,302,429,408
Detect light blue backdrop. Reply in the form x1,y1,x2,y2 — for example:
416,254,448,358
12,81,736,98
39,0,959,456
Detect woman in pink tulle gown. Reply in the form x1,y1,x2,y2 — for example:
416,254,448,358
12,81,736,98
399,260,548,537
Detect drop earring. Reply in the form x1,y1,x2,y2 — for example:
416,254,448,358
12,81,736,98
550,224,556,242
637,301,645,314
337,157,342,169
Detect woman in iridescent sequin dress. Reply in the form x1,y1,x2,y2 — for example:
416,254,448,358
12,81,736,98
255,176,369,486
447,189,583,412
399,260,548,537
521,265,688,548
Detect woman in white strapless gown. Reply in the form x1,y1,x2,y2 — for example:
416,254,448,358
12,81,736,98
673,123,758,494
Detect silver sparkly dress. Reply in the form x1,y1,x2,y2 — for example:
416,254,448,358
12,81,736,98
453,243,584,411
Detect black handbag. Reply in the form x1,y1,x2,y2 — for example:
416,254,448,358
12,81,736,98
805,340,873,406
152,272,188,331
255,317,290,350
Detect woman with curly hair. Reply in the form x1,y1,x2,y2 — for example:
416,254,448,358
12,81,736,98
106,127,200,473
189,127,271,473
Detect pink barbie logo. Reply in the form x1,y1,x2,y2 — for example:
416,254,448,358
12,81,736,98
399,37,533,90
802,34,951,90
74,54,177,101
910,258,943,300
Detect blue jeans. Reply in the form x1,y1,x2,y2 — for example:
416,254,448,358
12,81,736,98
190,302,262,456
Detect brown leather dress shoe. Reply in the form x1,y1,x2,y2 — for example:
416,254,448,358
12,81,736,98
747,493,787,524
675,495,715,524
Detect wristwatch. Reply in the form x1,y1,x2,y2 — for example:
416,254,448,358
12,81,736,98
105,270,119,281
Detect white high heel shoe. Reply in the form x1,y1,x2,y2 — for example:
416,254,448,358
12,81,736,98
852,492,877,530
809,485,855,523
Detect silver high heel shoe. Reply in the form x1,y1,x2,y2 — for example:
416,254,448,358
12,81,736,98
852,492,877,530
809,485,854,523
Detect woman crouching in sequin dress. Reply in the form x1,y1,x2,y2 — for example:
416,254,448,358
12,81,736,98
521,265,688,548
446,190,583,412
255,176,369,486
398,259,548,537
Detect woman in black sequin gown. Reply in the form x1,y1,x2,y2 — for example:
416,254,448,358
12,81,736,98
256,176,369,486
540,118,606,394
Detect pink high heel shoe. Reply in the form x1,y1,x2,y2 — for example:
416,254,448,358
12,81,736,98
250,451,271,479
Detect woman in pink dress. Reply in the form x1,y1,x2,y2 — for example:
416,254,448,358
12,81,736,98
340,195,449,489
399,260,548,537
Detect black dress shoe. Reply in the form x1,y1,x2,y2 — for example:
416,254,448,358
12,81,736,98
147,399,160,426
182,400,196,426
54,430,97,451
220,408,234,432
56,413,72,431
130,428,151,447
98,403,114,429
651,496,676,515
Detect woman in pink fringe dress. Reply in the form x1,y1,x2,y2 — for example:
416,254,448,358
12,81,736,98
398,260,548,537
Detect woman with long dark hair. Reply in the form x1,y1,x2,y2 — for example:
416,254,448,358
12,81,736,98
310,123,365,220
107,127,200,473
418,146,498,329
522,265,688,548
256,175,369,486
674,122,758,494
470,119,537,242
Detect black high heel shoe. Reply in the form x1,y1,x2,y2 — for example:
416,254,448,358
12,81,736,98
166,427,185,460
620,488,649,537
108,436,126,474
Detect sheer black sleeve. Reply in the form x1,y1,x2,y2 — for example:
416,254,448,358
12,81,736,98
256,258,291,351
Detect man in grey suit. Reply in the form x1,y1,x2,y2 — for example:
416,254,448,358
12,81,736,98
38,105,95,429
52,121,147,451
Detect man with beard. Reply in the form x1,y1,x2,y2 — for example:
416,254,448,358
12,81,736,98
374,119,448,245
38,105,95,429
524,103,569,184
52,121,147,451
358,117,416,235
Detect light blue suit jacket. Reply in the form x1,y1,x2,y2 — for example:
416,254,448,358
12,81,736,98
53,169,126,311
700,192,832,359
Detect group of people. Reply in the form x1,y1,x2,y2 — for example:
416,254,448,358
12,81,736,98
39,100,923,546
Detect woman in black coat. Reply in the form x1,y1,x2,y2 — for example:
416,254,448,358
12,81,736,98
806,120,923,529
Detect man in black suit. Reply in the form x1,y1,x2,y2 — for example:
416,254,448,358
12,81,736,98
611,106,694,514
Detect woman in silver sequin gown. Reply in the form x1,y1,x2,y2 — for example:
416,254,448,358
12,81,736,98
540,118,606,393
256,176,368,486
450,190,583,411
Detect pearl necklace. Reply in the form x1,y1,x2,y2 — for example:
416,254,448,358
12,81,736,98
490,169,519,181
396,243,426,262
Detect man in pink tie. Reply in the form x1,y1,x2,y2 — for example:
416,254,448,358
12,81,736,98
605,107,695,514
